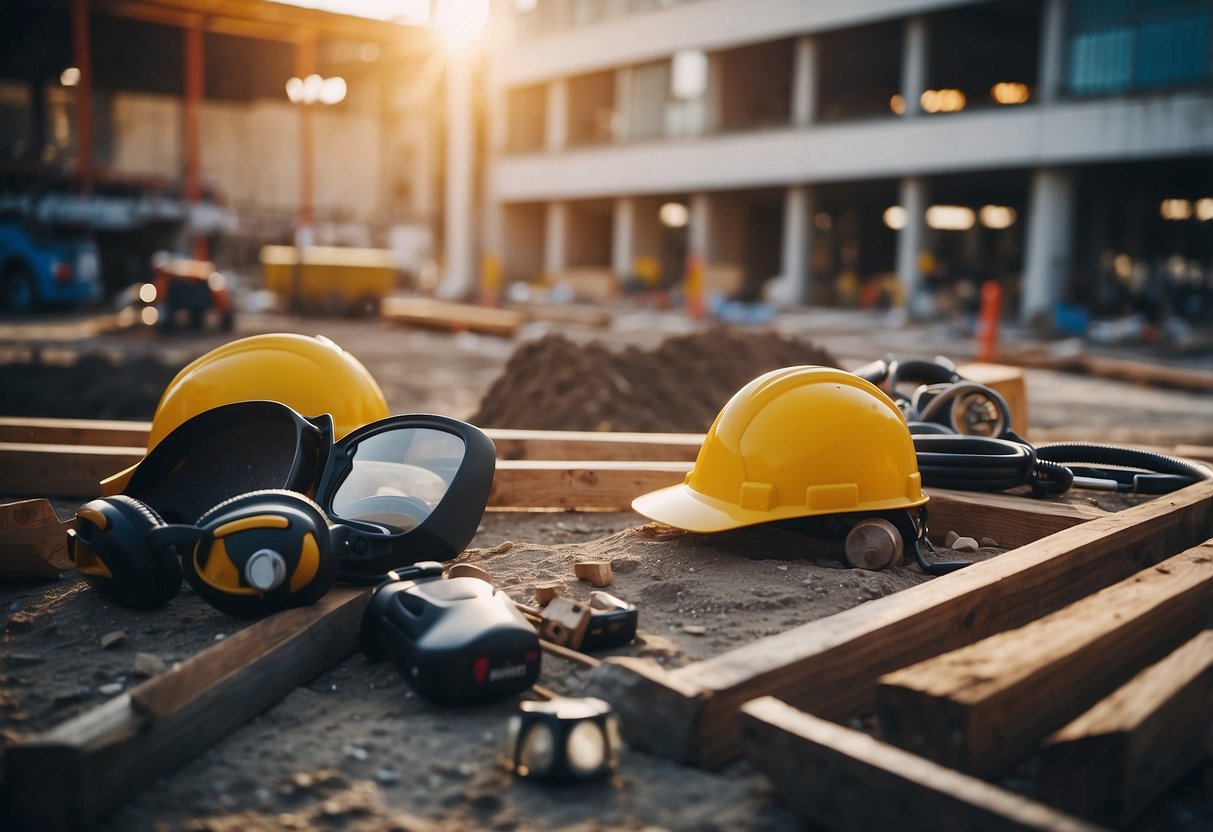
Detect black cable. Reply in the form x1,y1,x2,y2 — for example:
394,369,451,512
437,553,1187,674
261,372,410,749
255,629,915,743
1036,442,1212,494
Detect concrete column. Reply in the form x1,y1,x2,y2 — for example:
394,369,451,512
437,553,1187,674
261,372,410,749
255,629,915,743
901,16,928,117
440,49,475,299
791,36,818,127
688,192,711,261
896,176,928,307
544,200,568,276
1038,0,1067,103
613,66,633,142
780,185,813,305
1022,167,1075,325
612,197,635,278
545,78,568,151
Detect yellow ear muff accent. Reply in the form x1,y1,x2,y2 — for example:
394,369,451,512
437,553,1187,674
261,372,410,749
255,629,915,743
194,539,258,596
213,514,290,538
77,507,111,531
73,542,114,578
289,531,320,593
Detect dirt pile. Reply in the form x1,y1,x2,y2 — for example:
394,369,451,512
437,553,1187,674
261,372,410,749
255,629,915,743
0,352,183,420
472,328,840,432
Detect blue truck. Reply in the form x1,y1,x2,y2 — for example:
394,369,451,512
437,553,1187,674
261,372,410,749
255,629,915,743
0,219,103,313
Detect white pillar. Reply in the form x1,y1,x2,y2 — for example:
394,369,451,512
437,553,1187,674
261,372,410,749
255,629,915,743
546,78,568,151
781,185,813,305
544,200,568,277
896,176,928,307
791,36,818,127
612,197,635,278
1038,0,1067,104
901,17,928,117
688,192,711,261
439,49,474,299
1022,168,1075,325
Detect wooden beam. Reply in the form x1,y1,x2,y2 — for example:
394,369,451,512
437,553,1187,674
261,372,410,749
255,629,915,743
0,416,151,446
1035,629,1213,826
490,460,687,509
2,587,370,831
488,428,701,462
925,488,1107,550
739,697,1105,832
382,297,525,337
585,481,1213,768
877,543,1213,778
0,442,142,498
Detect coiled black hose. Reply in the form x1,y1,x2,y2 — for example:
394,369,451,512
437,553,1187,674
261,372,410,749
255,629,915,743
912,433,1073,496
1036,442,1213,494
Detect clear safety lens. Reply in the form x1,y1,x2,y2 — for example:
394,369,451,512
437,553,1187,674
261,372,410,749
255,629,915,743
331,428,466,532
517,722,556,778
566,721,607,775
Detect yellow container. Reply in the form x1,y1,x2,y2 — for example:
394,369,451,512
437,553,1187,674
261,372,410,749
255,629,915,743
260,245,396,315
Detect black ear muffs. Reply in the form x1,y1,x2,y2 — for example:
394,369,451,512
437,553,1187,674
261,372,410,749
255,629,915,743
68,494,184,610
155,489,342,616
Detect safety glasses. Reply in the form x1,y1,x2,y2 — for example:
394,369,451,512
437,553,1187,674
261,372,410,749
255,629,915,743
124,400,497,582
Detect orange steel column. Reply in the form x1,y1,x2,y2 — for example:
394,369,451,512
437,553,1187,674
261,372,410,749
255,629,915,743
70,0,93,192
184,16,206,259
296,32,316,236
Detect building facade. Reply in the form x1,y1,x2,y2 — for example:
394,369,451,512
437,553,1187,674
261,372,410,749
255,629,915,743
483,0,1213,325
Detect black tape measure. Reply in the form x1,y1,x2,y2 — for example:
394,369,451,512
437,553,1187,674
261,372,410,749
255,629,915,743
359,563,541,706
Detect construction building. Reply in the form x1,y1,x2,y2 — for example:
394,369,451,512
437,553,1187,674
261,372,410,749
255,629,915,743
482,0,1213,326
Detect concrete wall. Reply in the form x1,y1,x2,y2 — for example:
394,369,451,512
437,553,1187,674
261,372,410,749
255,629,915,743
566,201,613,267
501,202,545,282
108,92,383,222
493,93,1213,201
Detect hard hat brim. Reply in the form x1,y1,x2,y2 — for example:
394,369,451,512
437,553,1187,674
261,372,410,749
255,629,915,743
632,483,778,533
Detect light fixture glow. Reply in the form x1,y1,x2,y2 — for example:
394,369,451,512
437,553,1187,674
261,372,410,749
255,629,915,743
659,202,689,229
138,283,157,304
882,206,907,230
926,205,976,231
814,212,832,231
318,76,347,105
1160,199,1192,221
889,94,905,115
979,205,1017,229
1194,198,1213,221
991,82,1030,105
920,88,966,114
285,76,304,103
140,306,159,327
59,66,81,87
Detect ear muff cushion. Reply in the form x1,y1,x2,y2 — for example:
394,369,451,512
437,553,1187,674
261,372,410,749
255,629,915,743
185,489,339,614
76,495,182,609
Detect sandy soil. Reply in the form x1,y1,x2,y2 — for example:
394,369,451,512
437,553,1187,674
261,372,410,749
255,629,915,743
2,307,1212,830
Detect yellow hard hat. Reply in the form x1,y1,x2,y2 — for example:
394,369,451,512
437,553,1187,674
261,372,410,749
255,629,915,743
632,366,927,533
101,333,388,495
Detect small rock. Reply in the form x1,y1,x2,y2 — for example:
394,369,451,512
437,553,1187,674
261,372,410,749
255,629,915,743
213,633,226,641
944,530,961,548
99,682,123,696
133,653,167,677
7,602,19,612
979,537,999,549
776,565,788,571
574,524,591,534
375,768,402,785
952,536,979,553
291,771,315,790
682,625,706,635
345,745,369,762
491,541,514,555
100,630,126,649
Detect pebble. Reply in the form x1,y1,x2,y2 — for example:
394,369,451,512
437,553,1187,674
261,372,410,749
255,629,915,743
682,625,706,635
132,653,166,677
99,682,124,695
100,630,126,649
944,530,961,548
776,565,788,571
345,745,369,761
980,537,999,548
952,537,980,553
375,768,402,785
213,633,226,641
491,541,514,555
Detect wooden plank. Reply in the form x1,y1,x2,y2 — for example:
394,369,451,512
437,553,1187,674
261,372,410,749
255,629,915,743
586,480,1213,767
1079,354,1213,394
0,416,151,447
739,697,1105,832
925,488,1108,550
489,460,687,509
0,498,60,530
2,587,371,831
0,442,143,498
877,544,1213,777
488,428,702,462
382,297,524,336
1035,629,1213,826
